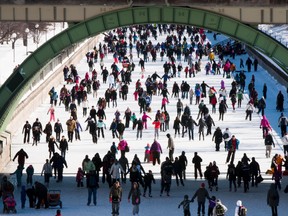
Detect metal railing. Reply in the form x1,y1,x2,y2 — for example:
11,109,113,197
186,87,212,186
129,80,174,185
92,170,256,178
2,0,287,6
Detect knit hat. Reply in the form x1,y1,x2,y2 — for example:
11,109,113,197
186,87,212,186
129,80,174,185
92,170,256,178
201,183,205,188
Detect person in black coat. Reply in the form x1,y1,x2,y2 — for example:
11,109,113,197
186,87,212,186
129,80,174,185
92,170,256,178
86,170,99,206
187,115,198,141
50,153,68,183
143,170,155,197
32,118,42,145
192,152,203,180
88,119,98,144
173,116,182,138
179,151,188,180
250,157,261,187
26,186,36,208
276,91,284,112
43,122,53,143
13,148,29,168
34,181,48,209
246,57,253,72
116,120,125,139
173,157,184,186
48,136,59,159
226,163,237,192
54,119,63,142
59,136,68,159
205,114,215,136
218,100,227,121
212,127,223,151
22,121,31,144
253,58,258,71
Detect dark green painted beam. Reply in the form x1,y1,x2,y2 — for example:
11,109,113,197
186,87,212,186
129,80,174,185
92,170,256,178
0,6,288,133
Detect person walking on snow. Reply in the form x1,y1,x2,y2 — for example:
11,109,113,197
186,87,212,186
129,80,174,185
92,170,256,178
226,135,239,164
192,152,203,180
47,105,56,122
260,115,272,138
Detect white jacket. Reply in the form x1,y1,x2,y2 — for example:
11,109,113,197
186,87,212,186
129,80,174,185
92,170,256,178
234,200,242,216
110,162,124,179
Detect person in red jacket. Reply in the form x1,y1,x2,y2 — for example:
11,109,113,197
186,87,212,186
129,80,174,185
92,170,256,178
152,118,161,139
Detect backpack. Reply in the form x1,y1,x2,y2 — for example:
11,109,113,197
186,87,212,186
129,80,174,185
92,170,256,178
223,133,229,139
215,204,225,216
238,206,247,216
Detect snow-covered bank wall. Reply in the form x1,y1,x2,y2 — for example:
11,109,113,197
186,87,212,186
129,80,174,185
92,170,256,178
0,35,102,172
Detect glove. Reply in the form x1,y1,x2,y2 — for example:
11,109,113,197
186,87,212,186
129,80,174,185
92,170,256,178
191,199,194,203
178,205,180,209
109,197,112,203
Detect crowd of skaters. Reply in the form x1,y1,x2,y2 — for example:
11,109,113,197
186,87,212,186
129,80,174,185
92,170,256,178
2,23,288,216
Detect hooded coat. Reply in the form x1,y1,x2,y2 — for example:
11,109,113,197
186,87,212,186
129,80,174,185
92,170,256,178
267,183,279,207
234,200,243,216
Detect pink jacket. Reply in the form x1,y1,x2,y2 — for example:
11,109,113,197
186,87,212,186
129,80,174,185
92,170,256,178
142,113,151,121
260,116,271,129
118,140,128,151
161,97,169,105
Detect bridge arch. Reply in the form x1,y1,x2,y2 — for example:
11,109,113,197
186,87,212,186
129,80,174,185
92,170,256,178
0,6,287,132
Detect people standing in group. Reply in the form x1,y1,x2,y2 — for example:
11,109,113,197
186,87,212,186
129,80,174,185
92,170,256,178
128,182,141,216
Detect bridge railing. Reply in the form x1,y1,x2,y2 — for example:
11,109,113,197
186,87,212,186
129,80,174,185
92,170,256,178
2,0,287,6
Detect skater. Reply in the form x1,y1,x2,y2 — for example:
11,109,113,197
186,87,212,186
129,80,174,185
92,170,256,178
191,183,210,216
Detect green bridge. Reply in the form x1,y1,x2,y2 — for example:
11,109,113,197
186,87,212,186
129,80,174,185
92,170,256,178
0,6,288,133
